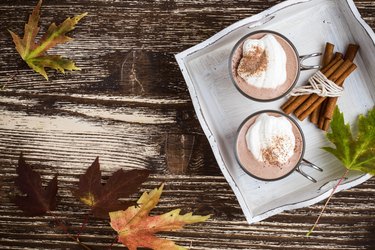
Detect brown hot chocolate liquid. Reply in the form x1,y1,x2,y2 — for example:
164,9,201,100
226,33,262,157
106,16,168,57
236,112,303,180
231,32,299,100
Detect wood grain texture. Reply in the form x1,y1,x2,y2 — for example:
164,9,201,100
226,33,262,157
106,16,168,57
0,0,374,249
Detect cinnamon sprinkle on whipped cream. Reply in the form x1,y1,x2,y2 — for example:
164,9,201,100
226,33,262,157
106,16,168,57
237,34,287,89
261,136,294,167
246,113,295,166
238,46,268,76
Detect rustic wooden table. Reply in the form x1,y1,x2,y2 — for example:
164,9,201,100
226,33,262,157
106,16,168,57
0,0,374,249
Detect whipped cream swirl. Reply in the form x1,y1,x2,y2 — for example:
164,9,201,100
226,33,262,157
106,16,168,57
246,113,295,166
237,34,287,89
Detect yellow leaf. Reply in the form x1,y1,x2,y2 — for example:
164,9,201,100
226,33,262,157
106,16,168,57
109,184,211,250
8,0,86,80
80,193,96,207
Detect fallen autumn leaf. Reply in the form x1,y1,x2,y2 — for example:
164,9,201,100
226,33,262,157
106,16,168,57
14,153,58,216
110,184,211,250
73,157,150,218
8,0,87,80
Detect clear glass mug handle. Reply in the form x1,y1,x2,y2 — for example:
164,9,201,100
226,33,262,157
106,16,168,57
295,158,323,183
299,53,322,71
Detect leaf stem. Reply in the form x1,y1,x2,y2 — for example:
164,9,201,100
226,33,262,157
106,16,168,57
107,235,118,250
76,212,90,238
306,169,350,236
1,73,17,90
52,215,93,250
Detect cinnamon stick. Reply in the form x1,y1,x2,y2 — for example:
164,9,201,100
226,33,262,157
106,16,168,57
330,59,354,82
294,58,347,117
321,54,343,74
322,58,347,79
310,103,321,124
281,96,297,110
322,45,359,121
322,42,335,66
281,52,343,114
344,44,360,61
283,57,345,115
318,100,328,128
334,64,357,85
319,45,359,130
316,54,341,126
296,62,357,121
320,64,358,121
322,119,331,131
283,95,309,114
310,44,335,124
335,52,344,60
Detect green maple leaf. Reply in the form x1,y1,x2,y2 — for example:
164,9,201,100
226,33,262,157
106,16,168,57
307,106,374,237
322,106,375,174
8,0,87,80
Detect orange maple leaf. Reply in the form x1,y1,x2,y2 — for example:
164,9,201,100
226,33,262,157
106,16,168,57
109,184,211,250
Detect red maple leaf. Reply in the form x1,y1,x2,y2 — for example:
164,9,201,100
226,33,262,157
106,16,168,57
14,154,58,216
73,157,150,218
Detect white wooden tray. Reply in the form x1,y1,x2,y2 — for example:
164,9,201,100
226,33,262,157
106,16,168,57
176,0,374,224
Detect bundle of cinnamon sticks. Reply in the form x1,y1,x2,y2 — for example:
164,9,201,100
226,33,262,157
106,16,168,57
281,42,359,131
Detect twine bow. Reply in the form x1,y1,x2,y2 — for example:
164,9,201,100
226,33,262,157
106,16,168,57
290,71,344,97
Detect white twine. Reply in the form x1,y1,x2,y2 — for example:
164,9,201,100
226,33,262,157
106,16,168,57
290,71,343,97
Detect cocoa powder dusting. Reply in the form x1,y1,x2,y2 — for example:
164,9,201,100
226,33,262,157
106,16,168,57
238,46,268,76
261,136,291,168
261,147,280,167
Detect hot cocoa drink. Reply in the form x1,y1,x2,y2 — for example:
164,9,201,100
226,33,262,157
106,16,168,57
235,111,304,181
230,31,299,101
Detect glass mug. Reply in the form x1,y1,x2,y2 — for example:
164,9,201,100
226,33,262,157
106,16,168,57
229,30,320,102
235,110,323,182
